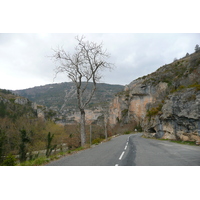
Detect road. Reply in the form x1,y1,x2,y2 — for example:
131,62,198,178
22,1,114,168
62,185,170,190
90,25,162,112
46,133,200,166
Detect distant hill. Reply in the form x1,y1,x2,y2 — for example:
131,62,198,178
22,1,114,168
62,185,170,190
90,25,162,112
0,88,69,163
14,82,124,124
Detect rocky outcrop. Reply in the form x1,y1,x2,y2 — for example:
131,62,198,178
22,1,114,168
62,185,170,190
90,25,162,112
142,87,200,141
57,107,104,125
108,51,200,142
108,79,165,126
14,97,29,105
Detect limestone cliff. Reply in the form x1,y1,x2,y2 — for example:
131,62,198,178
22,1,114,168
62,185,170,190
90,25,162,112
109,51,200,142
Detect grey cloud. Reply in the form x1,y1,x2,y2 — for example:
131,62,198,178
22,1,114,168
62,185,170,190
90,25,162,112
0,33,199,89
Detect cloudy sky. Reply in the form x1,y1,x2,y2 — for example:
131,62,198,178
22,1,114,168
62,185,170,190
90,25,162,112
1,0,200,197
0,33,199,90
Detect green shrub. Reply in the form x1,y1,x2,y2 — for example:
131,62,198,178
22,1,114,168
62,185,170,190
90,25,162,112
124,131,131,135
32,157,49,165
121,109,128,117
146,104,163,117
92,138,103,145
134,124,143,132
19,129,30,163
20,157,49,166
2,154,17,166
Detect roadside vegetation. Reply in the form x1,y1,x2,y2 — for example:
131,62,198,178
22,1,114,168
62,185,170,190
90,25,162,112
0,88,120,166
0,90,120,166
18,134,117,166
142,135,197,146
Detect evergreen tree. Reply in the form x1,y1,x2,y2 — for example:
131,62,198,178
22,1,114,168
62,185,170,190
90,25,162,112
46,132,57,158
19,129,30,162
195,44,200,52
0,129,6,164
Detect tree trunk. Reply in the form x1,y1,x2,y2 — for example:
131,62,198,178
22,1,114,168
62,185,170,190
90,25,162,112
80,109,86,146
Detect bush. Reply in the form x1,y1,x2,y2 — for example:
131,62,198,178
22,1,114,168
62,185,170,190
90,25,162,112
2,154,17,166
124,131,132,135
92,138,103,145
146,104,163,118
20,157,49,166
134,124,143,132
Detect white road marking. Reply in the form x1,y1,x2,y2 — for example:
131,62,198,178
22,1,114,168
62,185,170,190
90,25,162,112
119,151,125,160
117,136,130,163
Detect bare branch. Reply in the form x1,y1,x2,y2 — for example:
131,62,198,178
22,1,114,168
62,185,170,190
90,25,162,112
51,35,113,146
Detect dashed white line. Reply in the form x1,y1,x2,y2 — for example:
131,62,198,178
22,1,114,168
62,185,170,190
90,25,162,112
119,151,125,160
115,136,131,165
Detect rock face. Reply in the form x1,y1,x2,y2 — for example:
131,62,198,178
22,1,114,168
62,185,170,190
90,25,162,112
109,79,154,125
14,97,29,105
145,88,200,141
13,97,51,120
109,51,200,142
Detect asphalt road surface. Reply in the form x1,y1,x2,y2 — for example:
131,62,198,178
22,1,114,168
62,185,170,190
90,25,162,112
46,133,200,166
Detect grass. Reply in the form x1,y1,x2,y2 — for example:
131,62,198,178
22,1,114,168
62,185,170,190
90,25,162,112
188,83,200,91
142,135,197,146
20,157,50,166
170,140,196,146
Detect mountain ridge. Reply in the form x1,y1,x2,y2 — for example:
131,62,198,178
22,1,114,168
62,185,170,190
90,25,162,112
13,82,124,124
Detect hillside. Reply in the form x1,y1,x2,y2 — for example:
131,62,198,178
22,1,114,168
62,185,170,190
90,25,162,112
108,50,200,142
14,82,124,124
0,89,67,164
0,89,37,120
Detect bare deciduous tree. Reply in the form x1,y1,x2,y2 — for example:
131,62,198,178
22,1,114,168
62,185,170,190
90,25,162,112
52,35,113,146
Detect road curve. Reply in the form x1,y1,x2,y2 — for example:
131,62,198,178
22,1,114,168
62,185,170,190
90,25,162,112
46,133,200,166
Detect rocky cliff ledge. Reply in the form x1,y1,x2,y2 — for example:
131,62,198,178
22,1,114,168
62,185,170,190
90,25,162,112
109,51,200,142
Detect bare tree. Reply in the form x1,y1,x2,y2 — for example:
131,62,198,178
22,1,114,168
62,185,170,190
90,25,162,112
52,35,113,146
